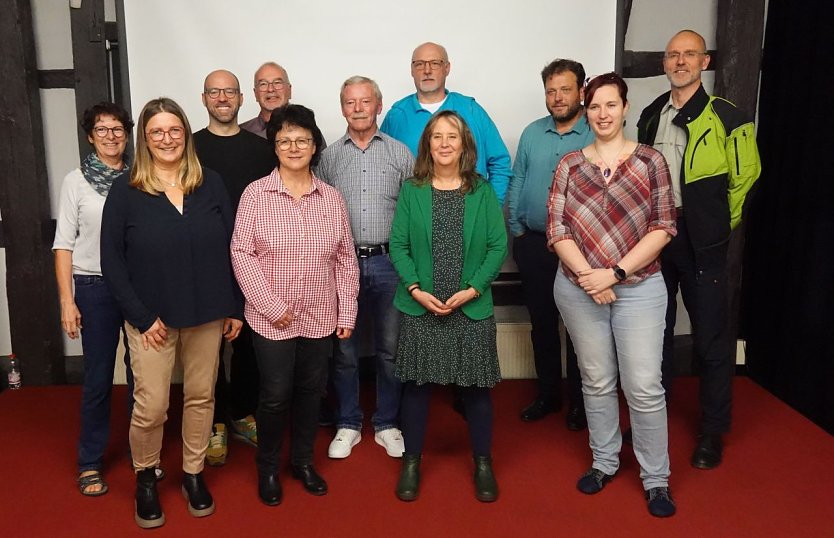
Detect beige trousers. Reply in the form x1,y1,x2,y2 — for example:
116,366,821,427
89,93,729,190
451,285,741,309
126,319,223,474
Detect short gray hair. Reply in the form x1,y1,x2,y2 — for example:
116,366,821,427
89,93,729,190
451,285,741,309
340,76,382,102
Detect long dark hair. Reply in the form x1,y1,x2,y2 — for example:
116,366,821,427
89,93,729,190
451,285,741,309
412,110,480,194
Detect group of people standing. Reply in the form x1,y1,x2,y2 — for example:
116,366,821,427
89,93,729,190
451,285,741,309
52,28,760,528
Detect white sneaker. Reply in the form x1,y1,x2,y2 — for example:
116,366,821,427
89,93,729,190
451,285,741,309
374,428,405,458
328,428,362,459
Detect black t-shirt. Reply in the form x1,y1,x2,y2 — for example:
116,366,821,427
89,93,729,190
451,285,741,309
193,128,276,212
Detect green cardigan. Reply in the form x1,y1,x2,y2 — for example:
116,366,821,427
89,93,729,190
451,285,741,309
389,177,507,319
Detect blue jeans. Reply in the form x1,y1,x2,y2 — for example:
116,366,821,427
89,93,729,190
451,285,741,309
332,254,401,432
74,275,133,473
554,271,670,490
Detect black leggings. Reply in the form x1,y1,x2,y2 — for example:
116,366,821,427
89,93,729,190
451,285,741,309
401,382,493,457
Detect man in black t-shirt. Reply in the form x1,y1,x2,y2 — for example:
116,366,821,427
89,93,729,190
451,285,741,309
193,69,276,466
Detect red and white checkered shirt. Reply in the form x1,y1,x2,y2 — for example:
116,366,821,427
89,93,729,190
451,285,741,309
546,144,677,285
231,168,359,340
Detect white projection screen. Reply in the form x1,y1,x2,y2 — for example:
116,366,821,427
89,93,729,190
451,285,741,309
121,0,618,154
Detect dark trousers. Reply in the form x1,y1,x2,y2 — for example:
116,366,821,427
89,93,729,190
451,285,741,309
661,216,733,435
253,333,332,473
74,275,133,473
513,231,582,406
401,382,493,457
213,322,259,423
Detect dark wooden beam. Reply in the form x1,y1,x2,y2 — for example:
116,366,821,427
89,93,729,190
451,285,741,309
714,0,766,120
38,69,75,89
70,0,109,159
0,0,65,385
623,50,718,79
713,0,767,350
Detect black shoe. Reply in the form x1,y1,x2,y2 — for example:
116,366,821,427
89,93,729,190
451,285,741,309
566,405,587,431
396,454,421,501
473,456,498,502
181,472,215,518
576,468,615,494
520,397,560,422
258,472,283,506
135,468,165,529
646,487,676,517
291,464,328,496
691,434,723,469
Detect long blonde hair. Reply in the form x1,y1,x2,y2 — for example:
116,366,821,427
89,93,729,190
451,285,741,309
130,97,203,195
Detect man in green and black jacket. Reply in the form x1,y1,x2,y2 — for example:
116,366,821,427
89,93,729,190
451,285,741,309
637,29,761,471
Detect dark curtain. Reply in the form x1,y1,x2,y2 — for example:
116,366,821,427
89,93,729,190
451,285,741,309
742,0,834,434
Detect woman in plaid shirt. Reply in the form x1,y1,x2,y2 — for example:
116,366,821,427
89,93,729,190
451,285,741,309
546,73,678,518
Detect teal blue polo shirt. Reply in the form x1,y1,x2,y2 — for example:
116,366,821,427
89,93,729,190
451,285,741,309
507,115,594,236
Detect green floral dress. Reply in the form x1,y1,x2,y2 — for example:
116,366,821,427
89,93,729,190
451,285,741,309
395,187,501,387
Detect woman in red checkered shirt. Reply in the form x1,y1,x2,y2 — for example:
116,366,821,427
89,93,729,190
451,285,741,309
231,104,359,506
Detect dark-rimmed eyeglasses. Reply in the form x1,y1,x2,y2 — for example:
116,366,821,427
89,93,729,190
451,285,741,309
275,138,312,151
411,60,445,71
204,87,240,99
147,127,185,142
93,126,126,138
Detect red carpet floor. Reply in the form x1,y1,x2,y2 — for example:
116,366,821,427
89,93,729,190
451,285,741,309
1,377,833,537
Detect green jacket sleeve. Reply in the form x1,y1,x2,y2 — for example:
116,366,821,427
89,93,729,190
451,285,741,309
726,121,761,229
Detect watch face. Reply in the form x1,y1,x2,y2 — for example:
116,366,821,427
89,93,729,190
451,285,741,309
614,266,626,281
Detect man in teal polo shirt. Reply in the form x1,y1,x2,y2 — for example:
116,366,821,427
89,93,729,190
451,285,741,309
507,59,593,430
380,42,512,204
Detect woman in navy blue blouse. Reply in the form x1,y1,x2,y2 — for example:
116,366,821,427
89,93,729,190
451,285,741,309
101,97,242,529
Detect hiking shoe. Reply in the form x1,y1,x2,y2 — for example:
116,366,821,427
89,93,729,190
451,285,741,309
231,415,258,447
206,424,228,466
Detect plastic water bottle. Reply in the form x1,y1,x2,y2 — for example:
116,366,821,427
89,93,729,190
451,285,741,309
7,353,21,389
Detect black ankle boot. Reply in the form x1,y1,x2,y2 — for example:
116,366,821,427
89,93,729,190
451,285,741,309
396,454,421,501
135,468,165,529
473,455,498,502
181,472,215,517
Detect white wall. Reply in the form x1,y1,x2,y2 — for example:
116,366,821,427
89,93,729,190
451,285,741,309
122,0,617,157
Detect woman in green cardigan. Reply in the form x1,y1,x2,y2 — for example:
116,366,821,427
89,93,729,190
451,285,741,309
389,110,507,503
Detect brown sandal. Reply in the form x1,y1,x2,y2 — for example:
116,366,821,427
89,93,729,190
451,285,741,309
78,471,109,497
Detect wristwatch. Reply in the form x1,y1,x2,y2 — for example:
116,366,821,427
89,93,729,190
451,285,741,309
612,265,627,282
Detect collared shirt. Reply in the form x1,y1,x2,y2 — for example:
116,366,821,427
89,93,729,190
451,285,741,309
380,90,512,204
546,145,677,285
316,130,414,245
508,115,594,236
231,169,359,340
240,115,268,139
653,98,686,207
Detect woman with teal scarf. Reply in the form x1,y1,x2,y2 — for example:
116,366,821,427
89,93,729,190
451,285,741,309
53,102,135,497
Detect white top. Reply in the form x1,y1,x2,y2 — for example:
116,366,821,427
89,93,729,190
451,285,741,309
52,168,108,275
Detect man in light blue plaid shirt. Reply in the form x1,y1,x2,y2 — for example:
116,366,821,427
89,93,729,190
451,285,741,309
317,76,414,460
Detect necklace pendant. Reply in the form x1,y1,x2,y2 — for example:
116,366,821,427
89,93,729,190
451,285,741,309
603,167,611,178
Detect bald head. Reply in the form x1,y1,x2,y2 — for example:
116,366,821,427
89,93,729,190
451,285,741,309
204,69,240,91
411,42,449,63
252,62,292,117
667,29,707,53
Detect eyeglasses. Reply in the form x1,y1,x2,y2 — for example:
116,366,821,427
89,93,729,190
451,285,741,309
275,138,312,151
147,127,185,142
411,60,445,70
93,126,126,138
664,50,706,61
256,79,287,92
204,87,240,99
